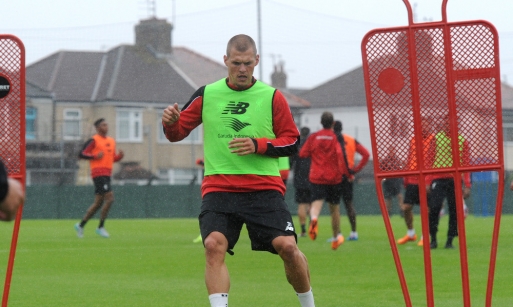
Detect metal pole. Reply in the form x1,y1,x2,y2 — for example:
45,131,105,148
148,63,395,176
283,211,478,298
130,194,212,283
60,124,65,169
257,0,263,82
144,125,153,173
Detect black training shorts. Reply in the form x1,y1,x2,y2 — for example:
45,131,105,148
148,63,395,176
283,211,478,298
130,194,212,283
403,184,422,205
199,190,297,255
340,177,354,204
310,183,342,204
382,178,402,198
93,176,112,195
295,187,311,204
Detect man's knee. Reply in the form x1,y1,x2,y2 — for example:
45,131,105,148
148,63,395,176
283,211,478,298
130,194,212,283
204,232,228,253
104,192,114,203
273,236,298,259
400,203,412,212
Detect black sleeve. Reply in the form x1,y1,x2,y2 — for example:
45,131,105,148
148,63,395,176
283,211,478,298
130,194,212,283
0,160,8,203
263,137,299,157
182,86,205,111
78,138,95,159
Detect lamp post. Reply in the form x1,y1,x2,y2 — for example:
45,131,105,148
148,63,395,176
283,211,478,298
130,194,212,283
143,125,153,174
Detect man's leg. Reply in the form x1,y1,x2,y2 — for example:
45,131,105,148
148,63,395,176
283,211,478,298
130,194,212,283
308,199,324,240
99,191,114,228
328,203,341,239
428,181,444,249
75,194,103,238
402,203,414,231
74,194,105,238
341,179,357,239
445,180,458,248
344,200,357,233
81,194,104,225
384,197,392,216
397,203,417,244
204,231,230,294
396,193,404,216
297,203,310,237
309,199,323,220
328,203,344,250
272,236,314,306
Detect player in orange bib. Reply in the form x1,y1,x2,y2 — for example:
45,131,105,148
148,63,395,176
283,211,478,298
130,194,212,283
75,118,124,238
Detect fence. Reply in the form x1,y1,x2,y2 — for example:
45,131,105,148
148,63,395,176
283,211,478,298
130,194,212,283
21,180,512,219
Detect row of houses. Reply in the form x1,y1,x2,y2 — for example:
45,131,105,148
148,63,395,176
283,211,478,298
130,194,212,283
23,16,513,186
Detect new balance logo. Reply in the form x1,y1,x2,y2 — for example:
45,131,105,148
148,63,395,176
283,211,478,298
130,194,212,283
285,222,294,232
222,102,250,115
221,117,251,132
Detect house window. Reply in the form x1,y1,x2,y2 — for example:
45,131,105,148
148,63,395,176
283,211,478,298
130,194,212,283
63,108,82,140
166,168,203,185
157,121,203,144
504,124,513,143
26,107,37,140
116,109,143,142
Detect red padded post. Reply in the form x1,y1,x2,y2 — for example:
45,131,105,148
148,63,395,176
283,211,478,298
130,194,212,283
361,1,504,306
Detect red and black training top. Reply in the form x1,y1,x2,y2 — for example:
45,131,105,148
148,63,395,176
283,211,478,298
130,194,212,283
162,78,299,197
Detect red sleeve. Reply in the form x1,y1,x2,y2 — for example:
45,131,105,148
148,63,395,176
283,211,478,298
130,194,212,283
352,142,370,174
162,96,203,142
114,153,123,162
424,136,436,186
336,142,346,176
425,136,436,170
279,169,290,181
299,133,313,158
255,90,299,156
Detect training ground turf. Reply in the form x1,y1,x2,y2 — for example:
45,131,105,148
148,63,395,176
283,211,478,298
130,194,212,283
0,215,512,306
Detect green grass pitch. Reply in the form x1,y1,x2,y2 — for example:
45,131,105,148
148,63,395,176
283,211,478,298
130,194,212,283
0,215,512,306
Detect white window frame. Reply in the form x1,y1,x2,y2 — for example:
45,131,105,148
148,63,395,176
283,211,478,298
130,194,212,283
116,109,143,143
63,108,82,140
167,168,203,185
26,106,37,140
503,123,513,144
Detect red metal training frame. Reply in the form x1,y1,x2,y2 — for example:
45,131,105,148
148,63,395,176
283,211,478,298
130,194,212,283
0,34,25,307
361,1,504,306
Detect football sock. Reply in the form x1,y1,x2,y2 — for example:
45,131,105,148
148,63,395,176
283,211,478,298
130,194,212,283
301,224,306,233
297,288,315,307
209,293,228,307
99,219,105,228
79,220,87,228
407,229,415,237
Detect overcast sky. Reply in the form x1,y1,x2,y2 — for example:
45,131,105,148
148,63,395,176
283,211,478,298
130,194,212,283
2,0,512,89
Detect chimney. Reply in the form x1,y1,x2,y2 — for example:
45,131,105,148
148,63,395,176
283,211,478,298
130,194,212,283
271,62,287,89
135,17,173,54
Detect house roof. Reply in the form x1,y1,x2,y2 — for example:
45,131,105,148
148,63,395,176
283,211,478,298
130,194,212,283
168,47,226,88
25,45,311,109
280,90,310,108
502,82,513,109
300,61,513,111
26,80,53,98
299,65,366,108
26,46,206,104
